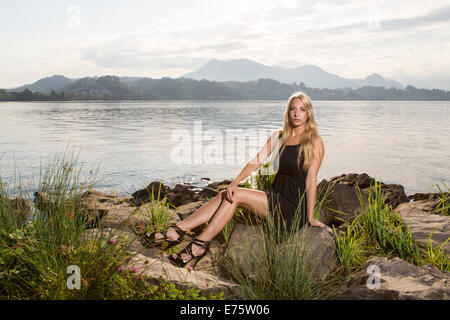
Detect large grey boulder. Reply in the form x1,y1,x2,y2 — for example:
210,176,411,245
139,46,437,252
394,199,450,254
297,225,339,281
317,182,367,227
98,202,136,231
175,200,208,220
34,190,125,228
335,257,450,299
126,253,241,299
317,173,410,227
222,223,266,281
131,181,171,206
223,223,339,283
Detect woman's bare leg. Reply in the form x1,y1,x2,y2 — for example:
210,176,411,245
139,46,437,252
156,190,226,241
172,188,270,260
177,192,226,231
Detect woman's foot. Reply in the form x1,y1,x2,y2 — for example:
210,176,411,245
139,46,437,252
153,226,182,242
144,223,186,249
170,241,205,262
168,238,210,268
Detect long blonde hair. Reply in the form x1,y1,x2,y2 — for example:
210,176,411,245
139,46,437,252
272,91,321,172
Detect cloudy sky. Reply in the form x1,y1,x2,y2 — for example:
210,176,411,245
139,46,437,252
1,0,449,90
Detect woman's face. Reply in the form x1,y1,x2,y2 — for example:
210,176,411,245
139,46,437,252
289,98,308,127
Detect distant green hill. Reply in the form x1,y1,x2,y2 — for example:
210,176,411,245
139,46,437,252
8,75,74,94
1,75,450,101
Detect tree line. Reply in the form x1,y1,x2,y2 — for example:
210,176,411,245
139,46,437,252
1,76,450,101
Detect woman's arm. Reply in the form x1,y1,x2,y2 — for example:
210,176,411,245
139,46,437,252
305,136,325,227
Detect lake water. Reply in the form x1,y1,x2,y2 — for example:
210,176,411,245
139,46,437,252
0,100,449,197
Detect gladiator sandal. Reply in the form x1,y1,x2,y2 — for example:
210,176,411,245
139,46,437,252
143,223,186,249
168,237,210,269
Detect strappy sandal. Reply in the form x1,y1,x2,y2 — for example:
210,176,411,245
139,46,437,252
168,237,210,269
143,223,186,249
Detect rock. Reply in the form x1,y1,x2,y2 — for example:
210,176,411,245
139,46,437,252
127,253,241,299
117,195,134,204
411,192,450,202
98,202,136,232
34,189,151,232
335,257,450,299
206,179,233,189
34,190,110,228
317,182,367,227
394,198,441,215
222,223,266,281
394,200,450,254
297,225,339,282
328,173,409,210
194,180,231,201
166,185,196,206
176,200,208,220
81,190,117,213
318,173,410,227
1,195,32,225
195,187,220,201
224,223,339,283
328,173,375,188
175,200,209,234
130,179,234,209
161,238,228,278
131,181,171,206
81,190,116,200
361,183,409,210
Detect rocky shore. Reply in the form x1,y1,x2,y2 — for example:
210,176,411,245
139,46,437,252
34,172,450,300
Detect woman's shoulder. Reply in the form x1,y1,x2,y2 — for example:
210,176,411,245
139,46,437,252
276,129,283,138
312,135,324,147
312,135,325,159
268,129,283,140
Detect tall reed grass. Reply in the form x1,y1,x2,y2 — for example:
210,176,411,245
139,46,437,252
0,147,220,299
222,182,350,300
334,178,449,274
432,182,449,216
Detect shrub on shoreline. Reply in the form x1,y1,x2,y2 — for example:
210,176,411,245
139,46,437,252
334,179,449,274
0,148,223,300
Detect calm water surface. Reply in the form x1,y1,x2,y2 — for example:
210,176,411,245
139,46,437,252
0,100,449,197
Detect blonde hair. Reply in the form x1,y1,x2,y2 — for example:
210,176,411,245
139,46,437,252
272,91,321,172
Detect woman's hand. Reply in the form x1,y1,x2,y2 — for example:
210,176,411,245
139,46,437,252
226,182,238,203
309,219,326,228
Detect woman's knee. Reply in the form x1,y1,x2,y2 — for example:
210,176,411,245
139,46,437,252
234,188,269,217
216,189,227,200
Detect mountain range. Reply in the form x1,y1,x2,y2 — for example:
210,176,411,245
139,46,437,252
2,59,449,101
8,58,405,93
182,59,404,90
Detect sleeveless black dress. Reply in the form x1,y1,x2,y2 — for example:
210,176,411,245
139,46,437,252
264,133,308,233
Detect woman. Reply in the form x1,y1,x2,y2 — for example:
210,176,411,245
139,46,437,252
146,91,326,269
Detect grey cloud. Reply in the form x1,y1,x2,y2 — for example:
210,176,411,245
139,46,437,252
318,4,450,33
82,45,206,70
79,32,208,69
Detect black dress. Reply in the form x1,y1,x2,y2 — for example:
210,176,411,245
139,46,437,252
264,134,309,233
